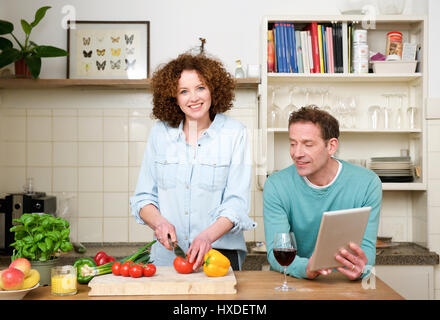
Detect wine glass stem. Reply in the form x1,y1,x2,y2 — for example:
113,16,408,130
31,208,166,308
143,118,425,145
283,266,287,287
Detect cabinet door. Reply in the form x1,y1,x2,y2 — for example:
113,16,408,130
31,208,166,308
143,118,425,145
375,265,434,300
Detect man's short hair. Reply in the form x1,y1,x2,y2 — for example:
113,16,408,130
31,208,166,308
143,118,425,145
288,105,340,141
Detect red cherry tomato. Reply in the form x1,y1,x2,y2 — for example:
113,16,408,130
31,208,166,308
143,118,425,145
94,251,107,264
111,262,121,276
120,262,131,277
129,264,143,278
143,264,156,277
173,256,194,274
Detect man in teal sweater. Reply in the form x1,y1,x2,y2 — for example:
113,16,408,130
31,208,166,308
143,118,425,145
263,106,382,280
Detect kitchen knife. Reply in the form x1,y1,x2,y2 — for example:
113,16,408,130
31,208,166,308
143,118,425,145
168,234,186,258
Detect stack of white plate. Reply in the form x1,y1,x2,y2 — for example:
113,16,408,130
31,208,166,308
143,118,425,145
369,157,414,182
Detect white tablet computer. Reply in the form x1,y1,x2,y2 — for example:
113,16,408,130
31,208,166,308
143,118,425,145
308,207,371,271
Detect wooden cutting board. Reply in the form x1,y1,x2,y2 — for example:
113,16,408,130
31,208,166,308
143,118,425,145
88,266,237,296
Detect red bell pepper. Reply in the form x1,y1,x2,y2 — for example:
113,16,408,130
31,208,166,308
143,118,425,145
94,251,107,264
94,251,116,266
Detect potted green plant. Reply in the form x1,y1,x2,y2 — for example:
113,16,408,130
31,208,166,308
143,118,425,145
0,6,68,79
9,213,74,285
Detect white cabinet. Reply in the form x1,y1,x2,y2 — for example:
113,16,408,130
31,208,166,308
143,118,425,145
258,15,428,245
375,265,434,300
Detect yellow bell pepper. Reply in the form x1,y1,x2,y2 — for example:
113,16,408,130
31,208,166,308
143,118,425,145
203,249,231,277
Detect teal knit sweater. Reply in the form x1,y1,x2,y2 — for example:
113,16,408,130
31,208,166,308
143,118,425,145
263,159,382,279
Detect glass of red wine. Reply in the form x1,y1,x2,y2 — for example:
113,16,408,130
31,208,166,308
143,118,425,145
273,232,297,291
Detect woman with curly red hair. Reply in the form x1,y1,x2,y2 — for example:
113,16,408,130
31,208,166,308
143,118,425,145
130,53,256,271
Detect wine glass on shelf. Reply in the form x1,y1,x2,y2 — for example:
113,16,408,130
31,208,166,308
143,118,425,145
282,86,298,122
382,93,392,130
394,93,405,129
319,88,332,115
347,95,357,129
407,105,418,129
335,96,348,128
302,87,311,107
368,105,382,129
268,86,281,128
273,232,297,291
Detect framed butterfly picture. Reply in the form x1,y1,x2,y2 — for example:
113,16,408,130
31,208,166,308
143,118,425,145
67,21,150,79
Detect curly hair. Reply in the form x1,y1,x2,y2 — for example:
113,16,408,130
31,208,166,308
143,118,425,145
151,53,235,128
288,105,340,141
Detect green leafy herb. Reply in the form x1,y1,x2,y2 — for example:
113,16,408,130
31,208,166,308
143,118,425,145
10,213,73,262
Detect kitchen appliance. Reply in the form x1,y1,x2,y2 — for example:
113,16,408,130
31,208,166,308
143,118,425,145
0,192,57,255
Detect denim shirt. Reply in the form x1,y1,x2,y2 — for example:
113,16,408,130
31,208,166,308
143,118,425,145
130,113,256,268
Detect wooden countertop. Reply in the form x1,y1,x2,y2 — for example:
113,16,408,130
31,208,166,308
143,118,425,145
24,270,403,300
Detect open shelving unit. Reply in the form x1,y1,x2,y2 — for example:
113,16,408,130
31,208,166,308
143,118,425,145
259,15,427,192
259,15,429,249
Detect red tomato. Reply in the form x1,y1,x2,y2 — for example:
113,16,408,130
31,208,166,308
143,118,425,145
94,251,107,264
143,264,156,277
129,264,143,278
173,256,194,274
120,262,131,277
111,262,121,276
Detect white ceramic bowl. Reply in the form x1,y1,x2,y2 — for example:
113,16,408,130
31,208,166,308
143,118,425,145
0,283,39,300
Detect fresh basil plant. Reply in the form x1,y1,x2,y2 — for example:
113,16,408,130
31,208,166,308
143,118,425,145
10,213,73,261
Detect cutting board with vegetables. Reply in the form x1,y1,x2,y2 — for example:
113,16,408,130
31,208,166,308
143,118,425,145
88,266,237,296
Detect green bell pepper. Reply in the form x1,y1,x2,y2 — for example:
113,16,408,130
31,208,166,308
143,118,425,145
73,257,97,284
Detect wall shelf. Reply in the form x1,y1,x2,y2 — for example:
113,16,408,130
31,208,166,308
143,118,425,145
267,73,422,83
0,77,260,90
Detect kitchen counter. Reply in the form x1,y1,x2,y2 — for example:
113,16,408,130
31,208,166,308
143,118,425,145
375,242,439,265
23,270,403,300
1,241,438,269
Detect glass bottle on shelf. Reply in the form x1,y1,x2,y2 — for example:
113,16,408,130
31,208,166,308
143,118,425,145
268,86,281,128
282,86,298,122
234,60,245,78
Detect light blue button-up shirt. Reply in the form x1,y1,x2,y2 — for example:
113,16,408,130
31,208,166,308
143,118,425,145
130,113,256,268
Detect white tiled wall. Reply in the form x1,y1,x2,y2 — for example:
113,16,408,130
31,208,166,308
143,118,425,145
0,88,260,244
0,106,153,243
427,107,440,299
